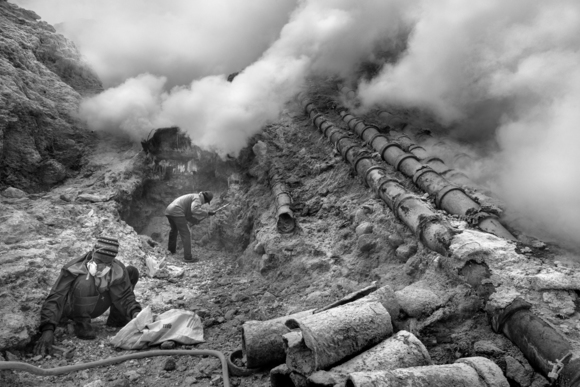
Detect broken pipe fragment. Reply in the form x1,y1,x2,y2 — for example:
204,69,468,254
242,309,314,369
269,167,296,233
284,301,393,375
345,356,509,387
307,330,432,387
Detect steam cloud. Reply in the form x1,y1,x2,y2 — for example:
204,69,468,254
14,0,580,247
358,0,580,247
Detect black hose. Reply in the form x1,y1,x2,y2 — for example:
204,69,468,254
0,349,230,387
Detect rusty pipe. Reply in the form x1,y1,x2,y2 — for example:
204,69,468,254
269,168,296,234
337,109,515,241
489,298,580,387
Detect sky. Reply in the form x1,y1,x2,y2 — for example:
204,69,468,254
12,0,580,248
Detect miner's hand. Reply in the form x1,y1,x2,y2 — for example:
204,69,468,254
34,330,54,357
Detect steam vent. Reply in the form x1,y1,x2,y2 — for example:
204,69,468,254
1,1,580,387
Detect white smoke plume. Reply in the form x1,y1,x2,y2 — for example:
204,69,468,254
14,0,580,247
358,0,580,247
13,0,298,88
14,0,412,155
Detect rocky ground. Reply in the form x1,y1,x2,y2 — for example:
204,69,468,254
3,90,579,386
1,2,580,386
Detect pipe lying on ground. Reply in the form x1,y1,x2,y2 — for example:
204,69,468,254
242,309,314,369
489,298,580,387
269,167,296,233
345,356,509,387
302,99,455,256
284,301,393,375
313,282,378,314
307,331,432,387
446,230,580,387
338,110,514,241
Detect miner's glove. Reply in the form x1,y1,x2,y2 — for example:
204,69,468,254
208,211,216,216
34,330,54,357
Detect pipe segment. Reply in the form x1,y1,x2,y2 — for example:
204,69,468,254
269,168,296,234
489,298,580,387
346,356,509,387
338,109,515,241
302,98,454,255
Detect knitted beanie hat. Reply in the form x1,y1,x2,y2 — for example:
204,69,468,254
93,236,119,263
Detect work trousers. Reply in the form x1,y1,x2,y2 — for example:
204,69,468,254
63,266,139,329
166,215,193,260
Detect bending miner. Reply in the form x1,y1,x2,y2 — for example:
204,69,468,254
34,236,141,356
164,191,215,262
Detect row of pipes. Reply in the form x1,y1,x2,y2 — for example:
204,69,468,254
302,98,455,255
335,109,515,241
375,111,506,213
299,95,580,387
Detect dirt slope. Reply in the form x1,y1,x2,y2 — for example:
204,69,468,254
4,81,577,386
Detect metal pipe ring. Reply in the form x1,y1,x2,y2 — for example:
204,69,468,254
378,142,402,160
424,156,445,164
435,185,466,208
409,144,426,152
310,112,324,124
365,132,388,147
412,166,435,185
353,153,374,174
339,142,361,162
394,153,419,172
363,165,386,187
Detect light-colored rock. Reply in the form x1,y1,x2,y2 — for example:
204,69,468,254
1,187,27,198
542,290,576,316
355,222,373,235
395,284,442,318
396,243,417,262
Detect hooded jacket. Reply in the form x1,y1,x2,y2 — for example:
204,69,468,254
39,252,141,332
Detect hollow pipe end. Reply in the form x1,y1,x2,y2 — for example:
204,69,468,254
487,297,532,333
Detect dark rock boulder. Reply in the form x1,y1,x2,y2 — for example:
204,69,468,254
0,1,102,192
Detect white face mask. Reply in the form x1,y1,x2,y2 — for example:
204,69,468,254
87,260,111,277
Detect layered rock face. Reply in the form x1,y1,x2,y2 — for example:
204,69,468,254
0,1,102,192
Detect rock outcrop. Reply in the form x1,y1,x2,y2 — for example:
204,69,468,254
0,1,102,192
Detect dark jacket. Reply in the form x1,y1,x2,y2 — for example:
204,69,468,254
164,193,208,223
39,252,141,332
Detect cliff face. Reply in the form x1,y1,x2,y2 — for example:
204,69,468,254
0,1,102,192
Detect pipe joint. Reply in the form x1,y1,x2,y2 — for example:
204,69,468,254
489,297,532,333
412,166,435,185
366,132,388,147
378,142,402,160
435,185,466,209
394,153,419,172
311,112,324,125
